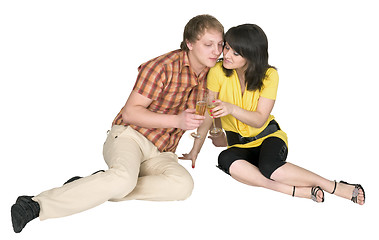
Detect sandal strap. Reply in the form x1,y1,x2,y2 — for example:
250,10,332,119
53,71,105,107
340,181,366,204
331,180,337,194
292,186,296,197
311,186,324,203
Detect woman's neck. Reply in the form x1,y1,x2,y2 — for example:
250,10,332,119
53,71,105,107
236,67,246,95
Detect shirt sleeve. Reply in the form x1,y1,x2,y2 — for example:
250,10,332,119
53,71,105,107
260,68,279,100
133,60,165,101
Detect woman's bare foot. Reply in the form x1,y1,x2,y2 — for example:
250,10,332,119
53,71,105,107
332,181,365,205
294,186,324,203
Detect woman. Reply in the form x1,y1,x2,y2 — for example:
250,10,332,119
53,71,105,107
181,24,365,204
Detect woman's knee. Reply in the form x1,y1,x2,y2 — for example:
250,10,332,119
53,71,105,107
258,137,288,179
217,149,238,175
258,161,286,179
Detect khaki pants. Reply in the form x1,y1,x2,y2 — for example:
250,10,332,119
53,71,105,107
33,125,194,220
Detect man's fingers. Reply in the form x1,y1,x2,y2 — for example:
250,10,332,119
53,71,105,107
185,108,196,114
193,115,206,121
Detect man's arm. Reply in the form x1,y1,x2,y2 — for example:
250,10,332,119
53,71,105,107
122,90,205,130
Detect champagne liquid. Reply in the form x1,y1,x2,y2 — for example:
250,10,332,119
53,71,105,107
207,103,221,136
196,101,207,115
207,104,216,115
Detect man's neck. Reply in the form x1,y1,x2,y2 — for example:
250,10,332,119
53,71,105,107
187,51,206,77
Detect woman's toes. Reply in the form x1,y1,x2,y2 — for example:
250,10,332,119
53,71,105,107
317,191,324,203
357,190,365,205
337,182,365,205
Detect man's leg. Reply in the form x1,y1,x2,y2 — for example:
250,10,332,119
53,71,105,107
33,125,142,220
115,151,194,201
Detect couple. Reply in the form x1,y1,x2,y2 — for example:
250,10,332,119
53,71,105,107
11,14,365,233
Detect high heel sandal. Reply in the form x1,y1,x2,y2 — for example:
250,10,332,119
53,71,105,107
331,180,365,204
311,186,324,202
292,186,324,203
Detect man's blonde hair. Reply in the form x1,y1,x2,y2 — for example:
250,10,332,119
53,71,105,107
180,14,224,51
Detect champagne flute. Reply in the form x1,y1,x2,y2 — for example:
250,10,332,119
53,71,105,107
190,91,207,139
207,92,222,137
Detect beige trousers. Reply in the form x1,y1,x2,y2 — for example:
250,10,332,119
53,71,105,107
33,125,194,220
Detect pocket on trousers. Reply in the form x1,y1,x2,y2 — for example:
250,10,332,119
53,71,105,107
103,125,129,158
104,125,128,145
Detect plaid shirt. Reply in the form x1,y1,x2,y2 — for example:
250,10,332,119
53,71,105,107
112,50,208,152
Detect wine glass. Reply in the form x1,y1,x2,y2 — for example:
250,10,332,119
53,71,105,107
190,90,207,139
207,91,222,137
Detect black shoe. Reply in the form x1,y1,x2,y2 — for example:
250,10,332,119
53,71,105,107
63,176,82,185
63,170,105,185
11,196,40,233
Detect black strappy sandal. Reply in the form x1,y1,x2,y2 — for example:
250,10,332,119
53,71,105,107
311,186,324,202
333,180,366,205
292,186,324,203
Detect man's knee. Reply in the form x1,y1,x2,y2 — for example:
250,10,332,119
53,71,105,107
171,173,194,200
105,168,138,199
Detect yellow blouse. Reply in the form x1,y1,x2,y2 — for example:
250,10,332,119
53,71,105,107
207,61,287,148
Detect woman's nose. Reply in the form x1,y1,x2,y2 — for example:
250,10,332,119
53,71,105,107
223,48,230,58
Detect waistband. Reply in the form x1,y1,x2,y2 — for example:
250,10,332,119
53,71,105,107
225,120,280,146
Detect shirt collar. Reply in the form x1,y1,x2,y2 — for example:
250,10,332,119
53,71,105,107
180,50,191,73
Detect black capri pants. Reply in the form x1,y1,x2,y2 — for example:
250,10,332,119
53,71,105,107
217,137,288,179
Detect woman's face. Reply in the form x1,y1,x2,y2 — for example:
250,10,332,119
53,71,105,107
222,42,247,70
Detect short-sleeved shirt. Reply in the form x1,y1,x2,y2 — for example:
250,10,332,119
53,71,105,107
207,61,287,148
112,50,208,152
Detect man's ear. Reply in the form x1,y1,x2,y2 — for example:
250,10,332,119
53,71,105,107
186,40,193,50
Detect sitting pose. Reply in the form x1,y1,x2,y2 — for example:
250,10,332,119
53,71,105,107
183,24,365,204
11,14,224,233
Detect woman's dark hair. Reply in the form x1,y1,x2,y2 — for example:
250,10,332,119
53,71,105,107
223,24,275,92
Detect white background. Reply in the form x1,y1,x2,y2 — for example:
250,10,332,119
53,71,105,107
1,0,377,239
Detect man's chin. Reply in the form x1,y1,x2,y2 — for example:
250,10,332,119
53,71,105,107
206,59,218,68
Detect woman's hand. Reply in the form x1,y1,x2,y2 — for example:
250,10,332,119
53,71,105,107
179,150,199,168
211,97,275,129
208,131,228,147
210,100,236,118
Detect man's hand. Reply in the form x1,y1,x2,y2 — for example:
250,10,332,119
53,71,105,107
176,109,205,130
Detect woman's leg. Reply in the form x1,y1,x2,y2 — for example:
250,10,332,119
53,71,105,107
229,160,323,201
218,147,323,201
270,162,332,189
259,137,365,204
270,163,365,204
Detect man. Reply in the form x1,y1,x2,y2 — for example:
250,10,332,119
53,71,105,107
11,14,224,233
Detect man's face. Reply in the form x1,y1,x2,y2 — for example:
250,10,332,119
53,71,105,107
187,29,224,73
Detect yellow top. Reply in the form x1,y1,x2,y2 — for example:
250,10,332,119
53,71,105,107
207,61,288,148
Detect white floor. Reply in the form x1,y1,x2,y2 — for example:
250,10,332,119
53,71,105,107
1,1,377,239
